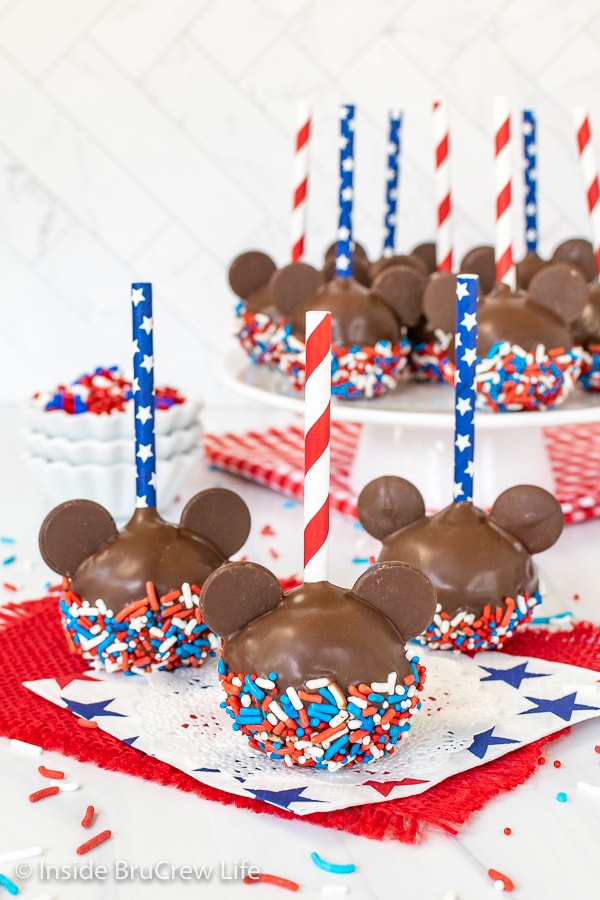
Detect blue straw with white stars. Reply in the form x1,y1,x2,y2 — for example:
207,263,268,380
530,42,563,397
523,110,538,254
383,110,402,256
336,103,355,280
453,274,479,504
131,283,156,508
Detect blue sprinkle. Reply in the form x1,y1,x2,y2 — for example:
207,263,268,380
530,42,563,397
310,852,356,875
323,734,350,760
0,536,15,544
556,791,568,803
2,556,16,566
244,676,265,701
0,871,20,895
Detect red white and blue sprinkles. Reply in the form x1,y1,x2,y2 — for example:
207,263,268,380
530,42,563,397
217,657,426,770
59,580,218,673
416,591,542,653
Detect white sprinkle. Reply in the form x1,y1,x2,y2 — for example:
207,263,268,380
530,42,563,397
286,686,303,710
442,892,459,900
89,624,102,635
327,682,347,709
266,713,278,726
494,880,505,891
284,755,293,767
0,846,44,863
241,694,251,708
95,598,107,615
158,636,177,655
181,582,193,608
79,632,108,651
185,619,197,636
255,677,275,690
57,781,80,792
306,678,329,689
577,781,600,795
268,701,288,722
10,739,42,755
348,695,368,710
108,642,128,652
171,617,188,629
231,677,242,687
387,672,397,693
322,886,349,896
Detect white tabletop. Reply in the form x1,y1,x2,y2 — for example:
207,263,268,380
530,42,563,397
1,402,599,900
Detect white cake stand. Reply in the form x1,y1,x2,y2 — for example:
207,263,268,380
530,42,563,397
221,348,600,510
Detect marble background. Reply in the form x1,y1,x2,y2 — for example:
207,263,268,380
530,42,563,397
3,0,600,405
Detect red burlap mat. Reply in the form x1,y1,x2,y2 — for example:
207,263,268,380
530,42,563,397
3,598,599,844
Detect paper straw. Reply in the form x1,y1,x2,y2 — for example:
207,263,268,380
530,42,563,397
522,110,538,253
494,97,516,288
336,104,355,279
292,102,311,262
131,283,156,508
574,106,600,274
303,310,331,582
383,110,402,257
453,274,479,503
433,100,453,271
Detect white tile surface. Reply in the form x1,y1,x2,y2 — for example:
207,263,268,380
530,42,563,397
2,0,600,404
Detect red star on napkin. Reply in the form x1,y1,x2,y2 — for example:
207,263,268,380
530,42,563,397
362,778,429,797
53,673,101,689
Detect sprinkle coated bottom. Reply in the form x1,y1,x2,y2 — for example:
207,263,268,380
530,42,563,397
579,346,600,391
408,331,452,382
415,591,542,653
59,581,218,673
443,342,583,412
217,658,426,770
234,304,292,368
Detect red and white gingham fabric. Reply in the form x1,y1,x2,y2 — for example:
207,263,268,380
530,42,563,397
203,421,600,525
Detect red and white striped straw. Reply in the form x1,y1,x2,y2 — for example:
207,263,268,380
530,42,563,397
292,101,311,262
494,97,516,289
303,310,331,583
574,106,600,274
433,100,453,271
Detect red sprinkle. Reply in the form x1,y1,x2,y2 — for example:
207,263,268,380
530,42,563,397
268,547,279,559
29,786,60,802
76,829,112,855
243,872,299,892
38,765,65,779
573,593,580,600
488,868,514,892
553,760,562,769
503,827,512,836
76,719,98,729
538,756,546,765
81,805,95,828
2,582,17,591
594,745,600,754
260,524,276,536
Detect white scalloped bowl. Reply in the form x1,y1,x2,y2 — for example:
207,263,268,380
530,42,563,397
26,420,202,465
26,447,203,521
24,396,203,441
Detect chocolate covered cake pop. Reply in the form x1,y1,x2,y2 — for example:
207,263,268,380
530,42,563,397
200,559,436,769
38,282,252,673
40,492,250,672
357,476,563,653
423,263,587,411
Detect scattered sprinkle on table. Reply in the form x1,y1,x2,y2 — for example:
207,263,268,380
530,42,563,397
577,781,600,795
81,805,95,828
556,791,568,802
243,872,300,891
76,830,112,856
553,760,562,769
503,827,512,836
38,765,64,780
310,852,356,874
0,872,19,896
29,787,60,803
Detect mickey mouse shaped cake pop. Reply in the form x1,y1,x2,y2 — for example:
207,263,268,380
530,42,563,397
357,275,564,653
39,284,251,673
200,311,436,769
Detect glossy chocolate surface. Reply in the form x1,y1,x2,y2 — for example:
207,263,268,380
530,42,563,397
377,501,538,616
223,579,414,688
70,507,225,612
290,278,400,345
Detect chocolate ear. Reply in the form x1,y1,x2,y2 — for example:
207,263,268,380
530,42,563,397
490,485,564,553
528,262,588,324
552,238,598,284
422,271,457,334
180,488,250,559
228,251,276,298
269,262,325,317
39,499,118,577
460,245,496,294
323,240,371,286
370,253,428,280
372,265,427,327
357,476,426,541
410,242,437,275
353,561,437,642
200,561,282,640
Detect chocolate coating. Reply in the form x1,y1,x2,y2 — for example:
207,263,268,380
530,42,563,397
528,263,588,324
291,278,400,345
324,241,371,287
552,238,598,284
477,283,572,355
410,242,437,275
422,270,460,335
70,507,225,613
377,501,538,616
372,265,426,327
571,280,600,348
517,251,547,289
460,246,496,294
223,580,416,688
490,485,564,554
357,476,426,542
269,262,325,318
370,253,428,280
39,500,118,578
